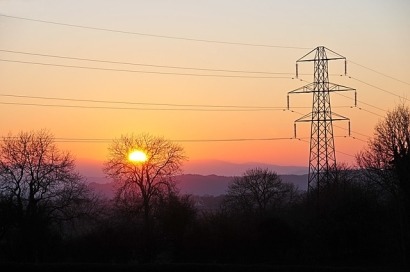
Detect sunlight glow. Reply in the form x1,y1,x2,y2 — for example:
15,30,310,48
128,150,148,163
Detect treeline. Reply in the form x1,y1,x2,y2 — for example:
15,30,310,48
0,166,406,266
0,105,409,268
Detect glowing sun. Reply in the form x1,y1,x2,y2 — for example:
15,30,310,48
128,150,148,163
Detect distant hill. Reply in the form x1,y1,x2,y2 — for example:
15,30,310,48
78,159,308,185
176,174,233,196
176,174,308,195
183,159,308,176
89,173,308,198
280,174,308,191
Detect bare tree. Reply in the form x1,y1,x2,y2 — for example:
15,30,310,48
0,130,93,259
357,103,410,196
223,168,298,215
103,133,186,232
356,103,410,265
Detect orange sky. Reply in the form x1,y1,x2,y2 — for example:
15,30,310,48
0,0,409,176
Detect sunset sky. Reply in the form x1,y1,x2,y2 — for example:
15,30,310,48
0,0,409,177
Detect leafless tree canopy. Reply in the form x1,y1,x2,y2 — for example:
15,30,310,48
223,168,298,214
357,103,410,197
0,130,90,222
103,133,186,215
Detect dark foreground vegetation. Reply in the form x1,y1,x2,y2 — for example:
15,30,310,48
0,154,408,271
1,105,410,271
0,263,408,272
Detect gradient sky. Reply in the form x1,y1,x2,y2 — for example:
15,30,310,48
0,0,409,176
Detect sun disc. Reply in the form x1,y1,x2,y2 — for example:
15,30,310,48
128,150,148,163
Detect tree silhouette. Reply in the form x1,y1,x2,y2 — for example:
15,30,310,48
223,168,298,215
357,103,410,265
103,133,186,261
0,130,92,260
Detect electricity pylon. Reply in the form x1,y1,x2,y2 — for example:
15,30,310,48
287,46,356,194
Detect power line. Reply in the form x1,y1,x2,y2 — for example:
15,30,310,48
354,107,385,118
334,133,369,143
2,17,408,86
333,92,385,118
333,124,371,140
296,138,356,158
0,14,310,50
334,92,386,113
0,93,280,109
292,111,371,141
300,72,408,104
335,150,356,158
0,59,294,79
351,136,367,143
0,49,294,76
289,108,372,142
349,60,410,86
0,93,353,110
348,76,409,102
0,136,298,143
166,137,296,143
1,100,350,112
0,101,288,112
300,75,388,119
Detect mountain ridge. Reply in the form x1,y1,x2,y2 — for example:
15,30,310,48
182,159,308,176
88,173,308,198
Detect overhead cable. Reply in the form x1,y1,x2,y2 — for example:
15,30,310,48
349,60,410,86
0,14,310,49
0,59,294,79
0,49,293,75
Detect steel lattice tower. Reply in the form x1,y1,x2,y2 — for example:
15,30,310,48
287,46,356,194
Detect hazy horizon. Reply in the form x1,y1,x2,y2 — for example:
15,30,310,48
77,158,309,184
